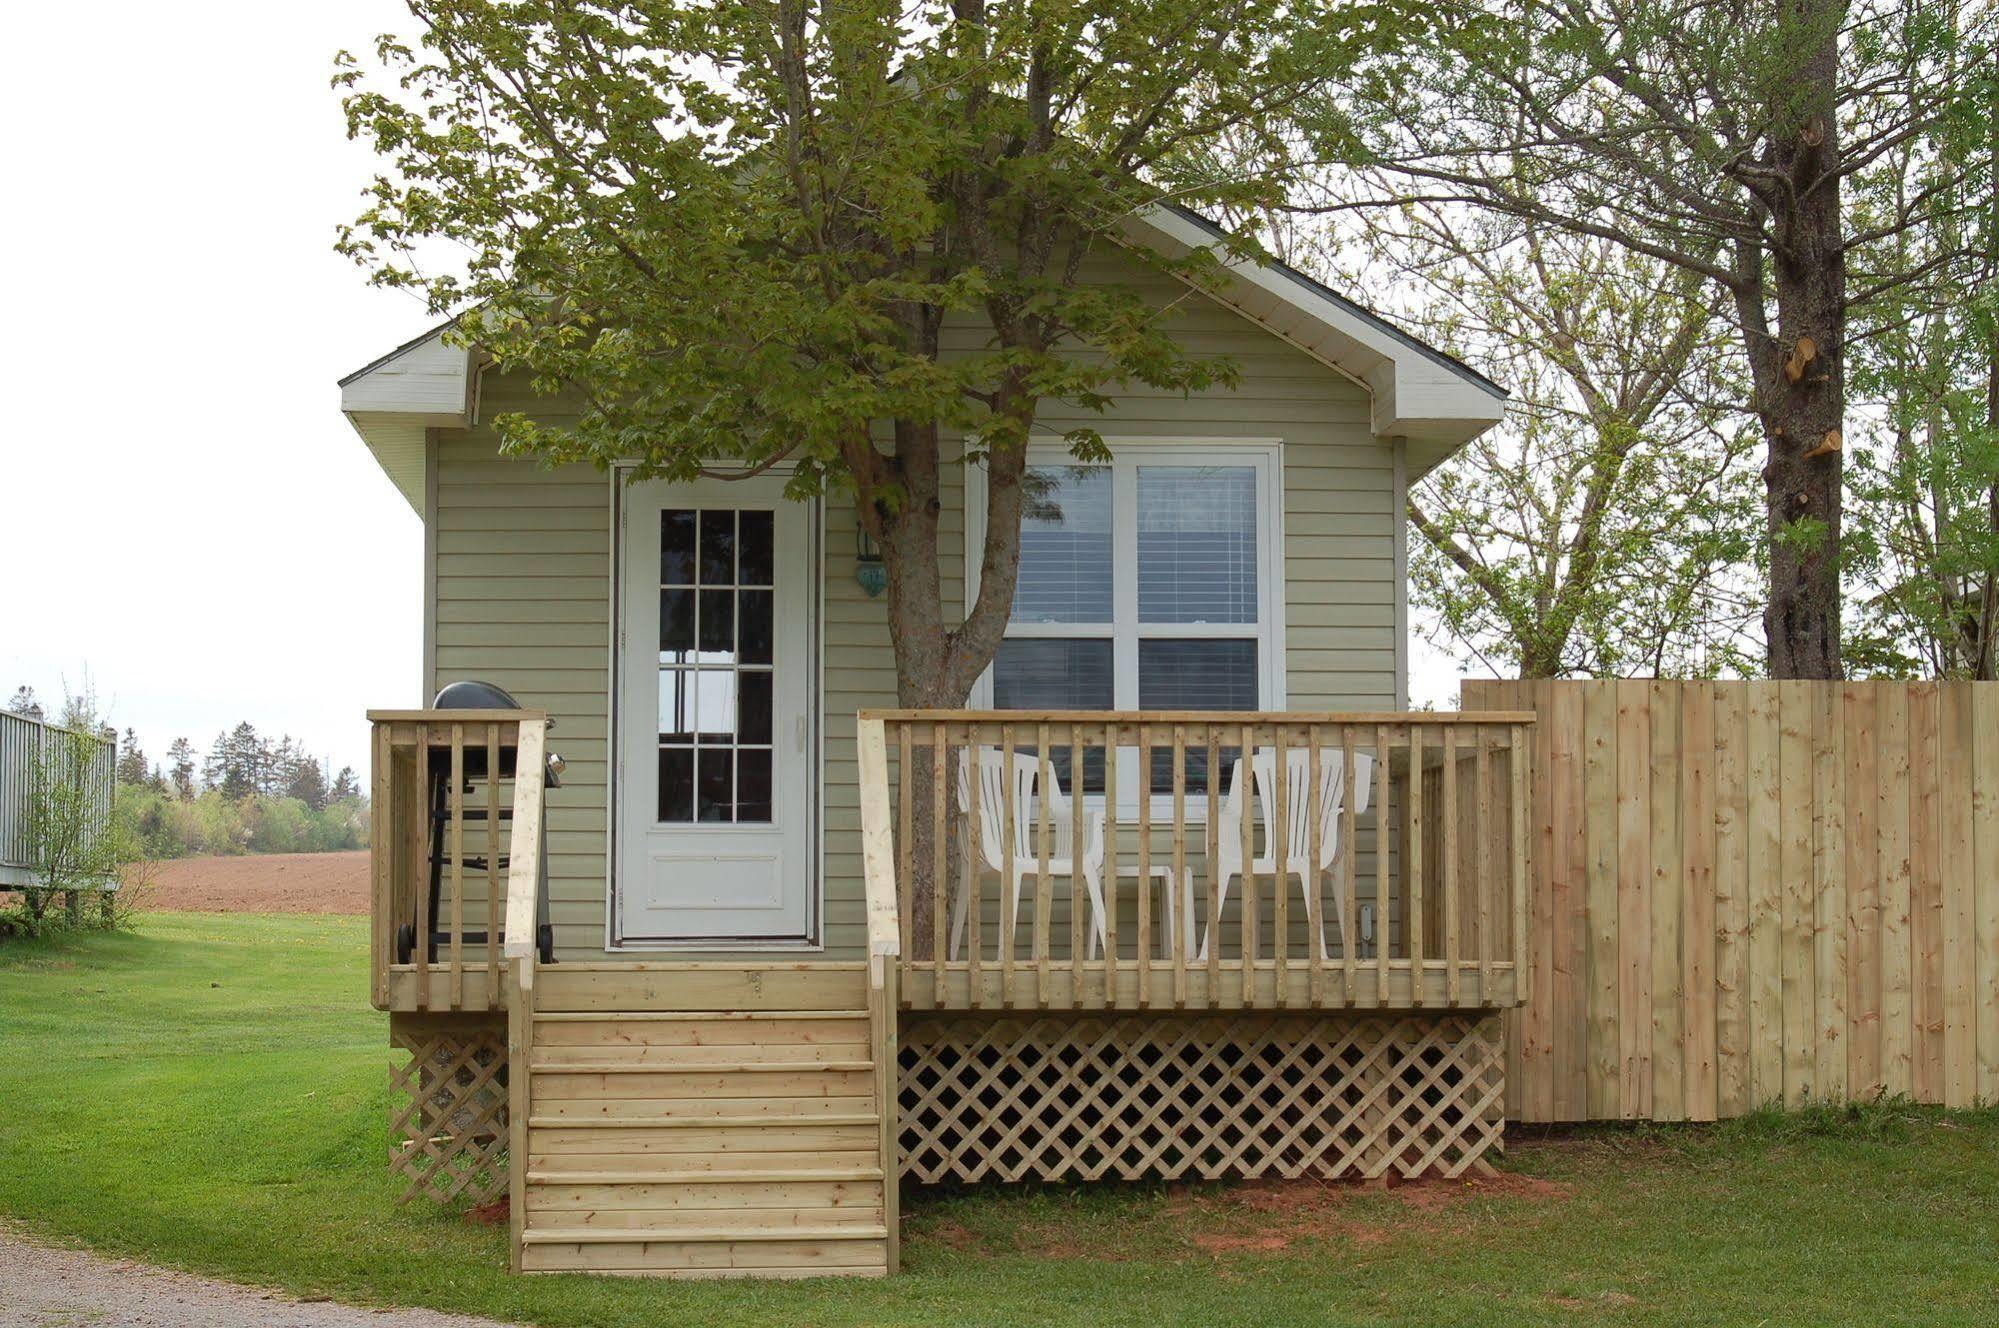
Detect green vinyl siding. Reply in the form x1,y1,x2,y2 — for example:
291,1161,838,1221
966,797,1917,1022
427,255,1398,962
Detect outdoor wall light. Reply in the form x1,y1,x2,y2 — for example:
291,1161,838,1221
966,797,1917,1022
855,527,888,597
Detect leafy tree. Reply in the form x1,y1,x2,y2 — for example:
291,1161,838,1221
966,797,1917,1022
1282,205,1764,677
5,686,40,720
1323,0,1995,678
166,737,197,801
115,728,148,786
285,753,331,812
335,0,1429,710
1844,2,1999,676
330,766,362,803
205,723,264,802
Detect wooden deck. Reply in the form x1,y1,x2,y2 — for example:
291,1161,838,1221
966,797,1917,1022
858,711,1532,1015
370,707,1529,1279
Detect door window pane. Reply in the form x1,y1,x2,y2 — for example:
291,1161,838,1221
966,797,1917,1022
656,505,781,825
660,588,695,656
738,671,773,745
738,510,774,586
738,590,774,664
660,510,697,584
1014,466,1113,623
699,509,735,584
1138,467,1257,623
659,669,695,743
657,747,694,822
697,748,734,821
737,749,773,822
698,588,735,655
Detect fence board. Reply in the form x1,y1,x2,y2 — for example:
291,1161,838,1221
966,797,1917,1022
1472,679,1999,1122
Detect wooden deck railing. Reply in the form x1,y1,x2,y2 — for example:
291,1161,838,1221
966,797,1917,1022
857,710,1532,1012
368,710,550,1013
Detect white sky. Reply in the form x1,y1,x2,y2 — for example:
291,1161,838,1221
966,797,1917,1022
1,2,431,776
0,2,1466,781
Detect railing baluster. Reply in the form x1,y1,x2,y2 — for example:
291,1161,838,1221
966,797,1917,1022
485,722,500,1007
1511,721,1530,1005
1443,726,1459,1008
1476,728,1492,1006
1273,721,1290,1006
897,723,913,962
370,723,393,1009
1101,720,1119,1009
999,722,1015,1006
1239,720,1257,991
1340,725,1357,1006
449,724,465,1011
1206,723,1221,1005
959,728,975,1008
1409,722,1425,1008
1171,723,1188,1008
1137,722,1153,1008
1070,722,1086,1005
1376,723,1392,1005
412,721,430,1012
1036,723,1053,1008
931,722,946,998
965,720,983,1006
1308,725,1326,1007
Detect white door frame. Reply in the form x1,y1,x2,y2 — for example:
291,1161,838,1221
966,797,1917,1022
608,468,822,950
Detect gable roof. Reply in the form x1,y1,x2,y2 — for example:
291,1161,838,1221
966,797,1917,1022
341,211,1506,512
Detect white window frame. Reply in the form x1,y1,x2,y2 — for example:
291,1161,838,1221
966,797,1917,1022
965,438,1286,815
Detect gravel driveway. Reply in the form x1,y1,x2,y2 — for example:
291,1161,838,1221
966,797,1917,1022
0,1232,522,1328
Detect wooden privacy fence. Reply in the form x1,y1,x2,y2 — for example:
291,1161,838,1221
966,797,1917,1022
1465,680,1999,1123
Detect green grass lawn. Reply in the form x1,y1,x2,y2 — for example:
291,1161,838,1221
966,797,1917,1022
2,914,1996,1327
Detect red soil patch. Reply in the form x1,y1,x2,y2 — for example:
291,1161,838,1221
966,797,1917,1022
930,1172,1573,1262
124,851,369,914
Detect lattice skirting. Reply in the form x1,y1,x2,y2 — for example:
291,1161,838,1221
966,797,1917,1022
388,1014,509,1205
898,1012,1505,1185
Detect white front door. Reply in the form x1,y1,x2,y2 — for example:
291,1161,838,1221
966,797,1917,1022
615,475,816,944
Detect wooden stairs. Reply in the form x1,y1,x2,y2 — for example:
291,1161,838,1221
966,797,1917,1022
510,962,896,1279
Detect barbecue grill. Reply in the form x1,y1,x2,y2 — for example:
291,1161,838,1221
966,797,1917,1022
393,680,559,966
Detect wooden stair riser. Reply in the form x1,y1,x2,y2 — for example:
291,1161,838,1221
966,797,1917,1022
532,1067,875,1099
526,1148,884,1176
530,1182,884,1221
534,966,868,1013
521,1237,888,1275
530,1096,876,1122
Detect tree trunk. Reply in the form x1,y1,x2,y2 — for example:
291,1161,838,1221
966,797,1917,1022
1756,3,1847,680
861,420,1032,959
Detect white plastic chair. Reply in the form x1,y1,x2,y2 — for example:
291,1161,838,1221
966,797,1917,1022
949,748,1107,961
1198,747,1375,960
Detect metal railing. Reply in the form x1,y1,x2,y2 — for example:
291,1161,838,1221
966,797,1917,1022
1,709,116,891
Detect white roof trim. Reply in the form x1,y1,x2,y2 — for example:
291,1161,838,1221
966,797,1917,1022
1122,206,1506,474
339,212,1508,504
340,323,472,513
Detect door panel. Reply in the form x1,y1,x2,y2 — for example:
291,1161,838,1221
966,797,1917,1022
617,477,815,943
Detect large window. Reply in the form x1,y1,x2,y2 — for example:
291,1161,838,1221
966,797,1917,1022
972,444,1280,792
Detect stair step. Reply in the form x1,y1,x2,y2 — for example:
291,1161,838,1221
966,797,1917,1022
533,1009,867,1022
528,1167,884,1186
532,1059,873,1074
529,1114,878,1130
524,1225,889,1246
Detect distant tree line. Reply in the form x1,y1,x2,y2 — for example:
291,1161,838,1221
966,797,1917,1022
108,717,367,860
111,721,361,812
